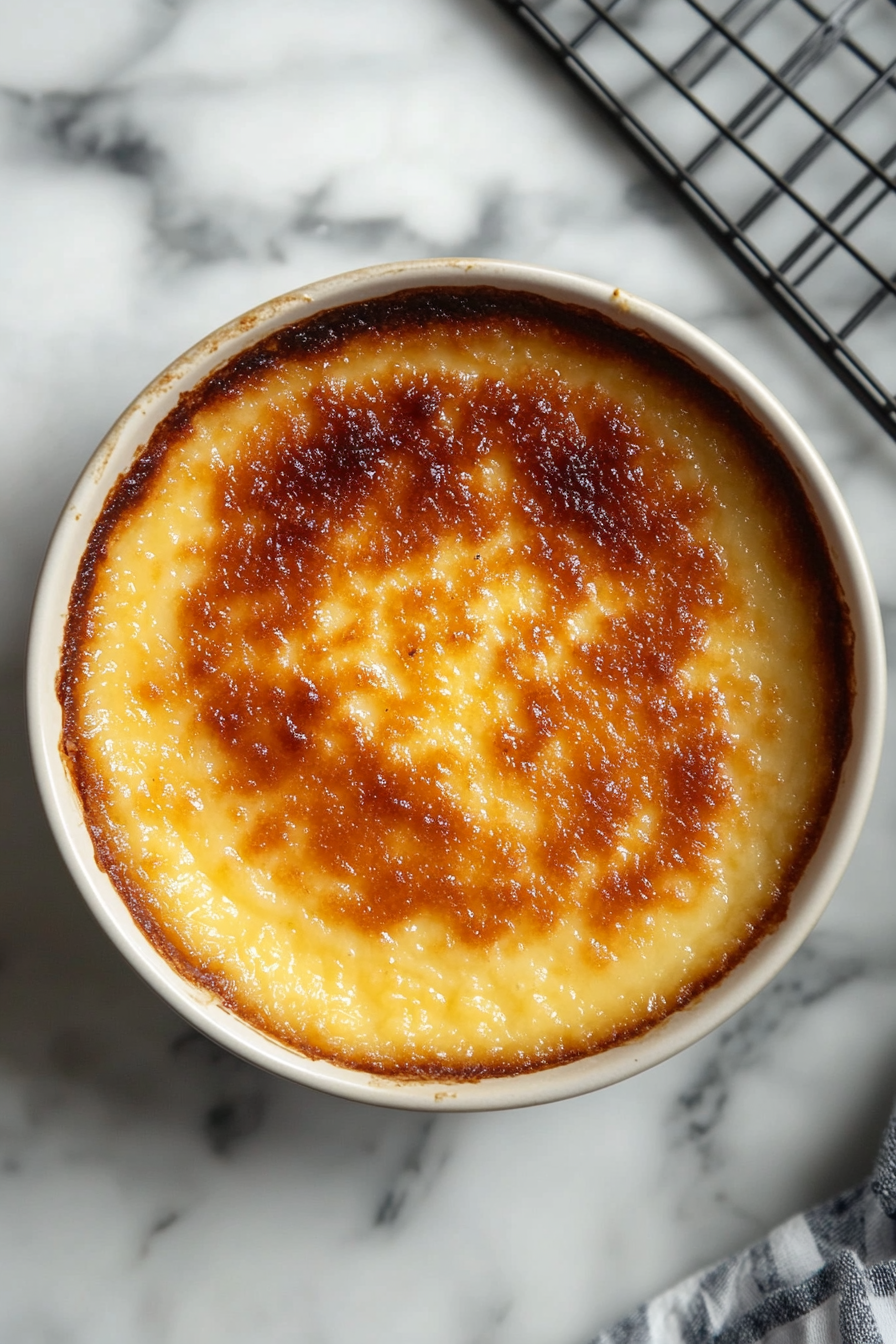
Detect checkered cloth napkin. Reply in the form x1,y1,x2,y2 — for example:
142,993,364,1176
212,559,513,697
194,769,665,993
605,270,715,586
596,1107,896,1343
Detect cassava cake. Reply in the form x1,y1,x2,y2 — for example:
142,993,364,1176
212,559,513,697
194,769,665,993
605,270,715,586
58,287,853,1078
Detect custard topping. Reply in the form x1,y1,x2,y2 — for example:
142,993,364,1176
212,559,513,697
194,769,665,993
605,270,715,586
59,288,852,1077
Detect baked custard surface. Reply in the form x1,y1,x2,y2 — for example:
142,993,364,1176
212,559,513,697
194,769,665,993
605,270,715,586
60,288,852,1078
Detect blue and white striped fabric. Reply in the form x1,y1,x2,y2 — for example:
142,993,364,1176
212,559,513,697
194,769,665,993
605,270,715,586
597,1109,896,1343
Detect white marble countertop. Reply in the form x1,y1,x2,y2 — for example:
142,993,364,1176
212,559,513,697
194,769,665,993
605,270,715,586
2,1,896,1339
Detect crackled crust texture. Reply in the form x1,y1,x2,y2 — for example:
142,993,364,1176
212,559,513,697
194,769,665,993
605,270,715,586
59,287,853,1079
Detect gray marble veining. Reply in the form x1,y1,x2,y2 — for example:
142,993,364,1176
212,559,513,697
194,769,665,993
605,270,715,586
1,1,895,1339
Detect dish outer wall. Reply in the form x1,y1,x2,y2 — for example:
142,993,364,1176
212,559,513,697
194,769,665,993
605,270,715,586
26,258,888,1111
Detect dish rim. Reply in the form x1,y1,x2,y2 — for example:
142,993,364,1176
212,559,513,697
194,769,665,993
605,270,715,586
26,257,887,1111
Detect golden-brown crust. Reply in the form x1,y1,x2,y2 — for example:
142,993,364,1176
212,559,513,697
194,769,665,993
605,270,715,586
58,286,855,1079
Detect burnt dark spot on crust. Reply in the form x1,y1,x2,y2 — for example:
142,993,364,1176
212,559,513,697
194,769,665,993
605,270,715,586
161,365,737,943
57,286,855,1078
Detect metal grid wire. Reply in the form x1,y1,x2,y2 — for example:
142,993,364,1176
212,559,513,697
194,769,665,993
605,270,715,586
497,0,896,441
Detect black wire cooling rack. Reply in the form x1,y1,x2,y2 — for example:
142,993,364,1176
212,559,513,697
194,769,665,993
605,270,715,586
496,0,896,441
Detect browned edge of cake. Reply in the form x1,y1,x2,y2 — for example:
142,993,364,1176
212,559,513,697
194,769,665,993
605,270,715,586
57,285,856,1080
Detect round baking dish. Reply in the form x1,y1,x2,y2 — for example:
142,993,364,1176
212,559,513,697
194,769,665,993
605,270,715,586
27,259,887,1110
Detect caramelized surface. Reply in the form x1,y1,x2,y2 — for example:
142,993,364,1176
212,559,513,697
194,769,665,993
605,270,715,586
60,289,852,1077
